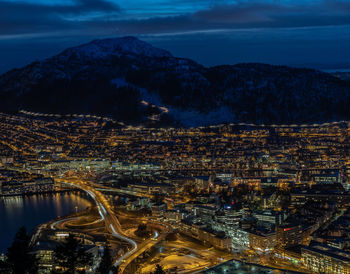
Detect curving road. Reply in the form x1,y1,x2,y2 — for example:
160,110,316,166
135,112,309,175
56,179,138,270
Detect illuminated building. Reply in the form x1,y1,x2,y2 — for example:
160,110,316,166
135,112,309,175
231,228,250,250
291,190,350,206
125,181,175,195
31,241,58,273
252,210,286,227
164,209,184,223
215,208,243,228
312,173,339,184
198,228,232,250
249,230,276,253
194,176,211,189
302,244,350,274
178,221,232,250
1,178,54,196
276,224,303,248
151,202,167,217
194,204,218,223
0,156,14,165
215,173,233,183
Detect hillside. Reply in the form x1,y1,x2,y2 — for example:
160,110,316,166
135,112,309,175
0,36,349,127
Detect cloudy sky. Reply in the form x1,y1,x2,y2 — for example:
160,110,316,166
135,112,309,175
1,0,350,73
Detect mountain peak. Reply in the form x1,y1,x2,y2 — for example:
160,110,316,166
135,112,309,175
60,36,172,59
0,37,349,127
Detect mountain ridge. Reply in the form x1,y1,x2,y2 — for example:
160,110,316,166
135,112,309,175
0,36,349,127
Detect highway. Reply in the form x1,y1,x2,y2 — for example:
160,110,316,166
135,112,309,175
50,215,103,230
118,230,162,273
55,178,175,273
56,179,139,270
50,217,80,230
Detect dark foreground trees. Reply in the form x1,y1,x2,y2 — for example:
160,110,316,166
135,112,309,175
97,242,119,274
53,234,92,274
6,226,38,274
153,264,165,274
135,224,152,238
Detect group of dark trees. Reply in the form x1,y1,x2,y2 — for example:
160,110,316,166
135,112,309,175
1,227,38,274
125,62,350,124
0,227,117,274
97,242,116,274
134,224,152,238
19,78,143,124
2,72,174,127
153,264,165,274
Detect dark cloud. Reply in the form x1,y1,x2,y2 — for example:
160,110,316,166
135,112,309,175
2,0,350,38
111,1,350,35
193,3,280,24
0,0,120,35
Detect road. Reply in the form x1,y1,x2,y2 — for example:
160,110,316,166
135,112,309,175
50,217,80,230
55,178,176,273
55,178,138,270
118,231,163,273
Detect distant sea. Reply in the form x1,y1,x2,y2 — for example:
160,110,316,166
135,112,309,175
323,69,350,73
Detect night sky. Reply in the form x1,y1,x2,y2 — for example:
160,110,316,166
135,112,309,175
1,0,350,73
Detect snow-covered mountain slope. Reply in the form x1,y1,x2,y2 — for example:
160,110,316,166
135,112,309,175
0,36,349,127
59,36,172,60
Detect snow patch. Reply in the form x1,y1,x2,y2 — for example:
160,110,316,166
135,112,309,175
61,36,172,60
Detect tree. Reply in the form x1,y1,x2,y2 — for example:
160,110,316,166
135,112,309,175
165,232,177,242
6,226,38,274
135,224,151,238
97,242,113,274
110,265,119,274
0,258,10,273
53,234,92,274
153,264,165,274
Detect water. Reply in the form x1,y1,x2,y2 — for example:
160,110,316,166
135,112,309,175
0,192,92,253
324,68,350,73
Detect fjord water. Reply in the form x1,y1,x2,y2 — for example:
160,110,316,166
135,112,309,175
0,192,92,253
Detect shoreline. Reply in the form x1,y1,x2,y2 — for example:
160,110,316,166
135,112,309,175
0,190,93,254
0,188,80,198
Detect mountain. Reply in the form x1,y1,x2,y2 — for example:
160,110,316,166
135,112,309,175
0,36,349,127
